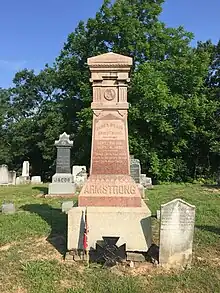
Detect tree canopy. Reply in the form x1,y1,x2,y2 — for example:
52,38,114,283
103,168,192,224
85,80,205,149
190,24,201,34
0,0,219,182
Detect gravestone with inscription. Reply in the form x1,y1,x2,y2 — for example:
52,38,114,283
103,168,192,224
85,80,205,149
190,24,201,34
48,132,76,196
130,157,141,183
78,53,143,207
67,53,152,260
159,198,196,268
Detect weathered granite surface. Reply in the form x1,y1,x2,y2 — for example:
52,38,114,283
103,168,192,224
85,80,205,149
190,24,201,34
159,198,195,268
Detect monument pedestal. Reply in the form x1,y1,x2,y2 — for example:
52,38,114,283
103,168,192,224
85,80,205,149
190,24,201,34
48,173,76,196
67,200,151,253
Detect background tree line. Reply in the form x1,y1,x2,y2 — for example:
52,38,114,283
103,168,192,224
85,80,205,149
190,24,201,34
0,0,219,183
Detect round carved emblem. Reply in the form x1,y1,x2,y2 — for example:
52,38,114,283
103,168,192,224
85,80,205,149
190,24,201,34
104,88,116,101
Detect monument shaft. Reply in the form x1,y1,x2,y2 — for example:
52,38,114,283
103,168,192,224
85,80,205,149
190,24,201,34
78,53,141,207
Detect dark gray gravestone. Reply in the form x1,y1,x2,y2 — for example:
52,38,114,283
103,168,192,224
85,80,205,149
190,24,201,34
55,133,73,174
48,132,76,196
130,157,141,183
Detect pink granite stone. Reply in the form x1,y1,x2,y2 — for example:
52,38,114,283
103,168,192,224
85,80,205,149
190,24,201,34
78,175,141,207
78,53,142,207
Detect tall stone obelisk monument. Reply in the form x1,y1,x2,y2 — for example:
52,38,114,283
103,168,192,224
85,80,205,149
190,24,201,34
78,52,141,207
68,53,151,257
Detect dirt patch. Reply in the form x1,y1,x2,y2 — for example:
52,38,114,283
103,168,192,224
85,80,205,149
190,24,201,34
0,242,18,252
203,188,220,193
0,244,12,251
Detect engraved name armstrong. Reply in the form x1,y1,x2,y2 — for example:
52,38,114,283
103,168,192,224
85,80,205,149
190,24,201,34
84,185,136,194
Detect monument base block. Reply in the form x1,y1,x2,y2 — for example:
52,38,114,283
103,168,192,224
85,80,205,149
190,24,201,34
67,200,152,253
78,175,142,207
48,173,76,196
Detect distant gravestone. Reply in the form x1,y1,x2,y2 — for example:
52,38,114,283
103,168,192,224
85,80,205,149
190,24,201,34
8,171,16,185
1,203,15,214
48,132,76,196
75,168,88,188
137,183,145,199
31,176,42,184
140,174,153,188
22,161,30,177
62,201,74,213
72,165,87,182
130,157,141,183
15,177,20,185
159,198,195,268
0,165,9,185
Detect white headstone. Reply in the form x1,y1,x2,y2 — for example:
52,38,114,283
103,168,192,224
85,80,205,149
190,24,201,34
159,198,195,268
8,171,16,185
1,203,15,214
22,161,30,177
140,174,152,188
0,165,9,184
75,169,88,187
16,177,20,185
62,201,74,213
31,176,42,184
72,165,87,182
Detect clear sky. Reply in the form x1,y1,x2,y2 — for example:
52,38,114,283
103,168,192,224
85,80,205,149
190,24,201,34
0,0,219,88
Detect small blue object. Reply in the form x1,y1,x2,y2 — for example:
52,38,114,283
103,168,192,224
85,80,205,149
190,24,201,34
1,203,16,214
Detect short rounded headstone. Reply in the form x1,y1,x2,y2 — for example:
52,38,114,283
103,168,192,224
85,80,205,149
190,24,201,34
1,203,16,214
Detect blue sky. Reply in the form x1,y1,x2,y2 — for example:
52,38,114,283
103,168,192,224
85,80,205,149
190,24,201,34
0,0,219,88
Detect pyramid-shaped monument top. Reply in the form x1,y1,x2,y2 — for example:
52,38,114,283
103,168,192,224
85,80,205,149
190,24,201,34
88,52,132,67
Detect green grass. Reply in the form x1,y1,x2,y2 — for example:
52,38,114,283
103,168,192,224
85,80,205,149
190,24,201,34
0,184,219,293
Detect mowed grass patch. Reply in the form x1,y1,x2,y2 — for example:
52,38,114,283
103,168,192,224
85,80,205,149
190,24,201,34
147,183,220,250
0,184,77,245
0,184,219,293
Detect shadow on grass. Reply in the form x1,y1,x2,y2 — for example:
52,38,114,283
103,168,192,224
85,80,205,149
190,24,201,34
202,184,220,190
196,225,220,236
21,204,66,256
32,186,48,194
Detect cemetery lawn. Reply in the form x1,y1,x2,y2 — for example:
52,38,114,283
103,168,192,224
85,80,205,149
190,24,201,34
0,184,219,293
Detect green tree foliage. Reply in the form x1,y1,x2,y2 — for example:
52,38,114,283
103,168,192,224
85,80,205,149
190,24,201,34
0,0,219,182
